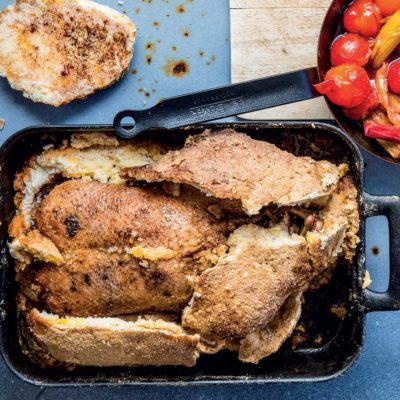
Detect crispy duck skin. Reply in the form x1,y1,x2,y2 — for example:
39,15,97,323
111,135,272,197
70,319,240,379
35,180,225,257
23,249,196,317
28,180,225,316
122,129,341,215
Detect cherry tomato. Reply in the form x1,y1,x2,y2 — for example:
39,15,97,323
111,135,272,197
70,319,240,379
343,82,379,119
375,0,400,17
314,65,371,107
343,0,382,37
388,59,400,94
330,33,371,66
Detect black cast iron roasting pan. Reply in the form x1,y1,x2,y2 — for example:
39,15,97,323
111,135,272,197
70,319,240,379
0,121,400,386
1,0,400,386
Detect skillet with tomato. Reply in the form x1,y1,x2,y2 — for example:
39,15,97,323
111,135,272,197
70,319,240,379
315,0,400,158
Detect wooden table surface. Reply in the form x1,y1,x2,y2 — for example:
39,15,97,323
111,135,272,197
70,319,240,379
230,0,333,119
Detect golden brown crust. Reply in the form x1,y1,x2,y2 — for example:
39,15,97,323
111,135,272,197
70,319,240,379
0,0,136,106
25,249,196,317
9,230,64,266
35,180,225,256
182,225,311,339
123,129,340,215
26,309,200,367
306,176,360,286
238,292,302,364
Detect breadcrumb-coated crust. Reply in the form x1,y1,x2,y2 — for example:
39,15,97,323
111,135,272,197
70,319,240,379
26,309,200,367
9,229,64,266
123,129,341,215
0,0,136,106
238,292,302,364
182,225,311,338
306,176,360,285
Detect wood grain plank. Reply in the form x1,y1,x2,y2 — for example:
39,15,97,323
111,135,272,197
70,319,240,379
230,0,333,119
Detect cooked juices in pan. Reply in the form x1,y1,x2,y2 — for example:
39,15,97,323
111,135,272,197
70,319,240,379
8,130,359,368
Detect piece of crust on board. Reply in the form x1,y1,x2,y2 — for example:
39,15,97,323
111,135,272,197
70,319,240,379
24,309,200,367
0,0,136,106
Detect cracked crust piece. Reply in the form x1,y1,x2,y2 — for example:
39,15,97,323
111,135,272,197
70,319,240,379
35,180,225,256
9,229,64,266
182,224,311,339
25,309,200,367
122,129,341,215
238,292,302,364
22,249,208,317
0,0,136,106
306,176,360,285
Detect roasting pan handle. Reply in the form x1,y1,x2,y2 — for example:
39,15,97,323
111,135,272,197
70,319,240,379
113,68,320,139
364,193,400,312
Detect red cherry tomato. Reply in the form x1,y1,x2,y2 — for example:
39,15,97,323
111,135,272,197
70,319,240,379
388,59,400,94
375,0,400,16
330,33,371,66
343,82,379,119
314,65,372,108
343,0,382,37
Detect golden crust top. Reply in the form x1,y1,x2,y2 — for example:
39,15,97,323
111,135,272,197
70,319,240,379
26,309,200,367
182,225,311,339
123,129,341,215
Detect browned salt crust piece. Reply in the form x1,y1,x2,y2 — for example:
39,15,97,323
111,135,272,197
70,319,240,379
0,0,136,106
238,292,302,363
306,176,360,286
122,129,341,215
26,308,200,367
182,224,311,339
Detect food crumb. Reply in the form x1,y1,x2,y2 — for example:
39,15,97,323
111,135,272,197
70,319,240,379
362,270,372,289
0,119,4,130
330,304,347,319
291,332,309,349
313,334,323,345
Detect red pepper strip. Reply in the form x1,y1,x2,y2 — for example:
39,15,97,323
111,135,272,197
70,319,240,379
364,121,400,144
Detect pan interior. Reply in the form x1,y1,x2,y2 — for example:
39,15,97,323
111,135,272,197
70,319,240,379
0,123,365,384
